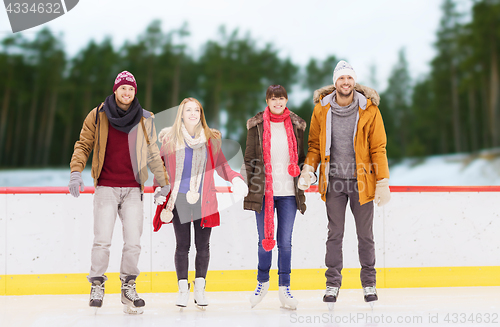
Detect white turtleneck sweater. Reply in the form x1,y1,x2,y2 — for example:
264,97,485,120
269,121,295,196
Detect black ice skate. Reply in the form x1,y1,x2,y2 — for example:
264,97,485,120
363,286,378,308
323,286,339,311
121,276,145,314
89,278,105,309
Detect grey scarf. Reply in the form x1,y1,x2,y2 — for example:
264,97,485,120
103,94,143,134
330,90,359,116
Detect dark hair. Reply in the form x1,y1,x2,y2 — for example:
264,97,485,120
266,85,288,100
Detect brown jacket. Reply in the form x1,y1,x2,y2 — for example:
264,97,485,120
243,110,307,214
304,84,389,205
70,103,169,190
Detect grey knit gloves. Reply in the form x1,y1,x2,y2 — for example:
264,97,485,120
154,185,171,205
68,171,85,197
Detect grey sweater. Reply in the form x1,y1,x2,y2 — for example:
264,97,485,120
329,91,359,179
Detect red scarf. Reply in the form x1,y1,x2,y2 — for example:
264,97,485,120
262,107,300,251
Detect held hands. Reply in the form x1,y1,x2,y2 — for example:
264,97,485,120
231,177,248,197
154,185,171,205
374,178,391,207
298,164,317,190
68,171,85,197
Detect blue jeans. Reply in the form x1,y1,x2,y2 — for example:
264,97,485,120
255,196,297,286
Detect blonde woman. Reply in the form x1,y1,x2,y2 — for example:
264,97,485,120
153,98,248,308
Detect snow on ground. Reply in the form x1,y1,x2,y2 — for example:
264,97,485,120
2,148,500,187
389,148,500,186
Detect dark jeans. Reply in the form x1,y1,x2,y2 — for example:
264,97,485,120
255,196,297,286
172,193,212,280
325,177,375,288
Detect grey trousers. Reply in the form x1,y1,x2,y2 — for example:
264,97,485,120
87,186,143,282
325,177,375,288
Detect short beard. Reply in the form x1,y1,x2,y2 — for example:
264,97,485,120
115,96,133,110
337,89,353,98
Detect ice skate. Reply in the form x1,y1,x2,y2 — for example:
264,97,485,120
176,279,190,308
193,277,208,309
89,278,105,313
249,281,269,308
323,286,339,311
278,286,298,310
363,286,378,308
121,276,145,314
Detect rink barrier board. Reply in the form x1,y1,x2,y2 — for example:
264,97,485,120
1,186,500,296
3,185,500,194
1,266,499,295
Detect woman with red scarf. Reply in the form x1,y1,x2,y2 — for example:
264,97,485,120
243,85,307,310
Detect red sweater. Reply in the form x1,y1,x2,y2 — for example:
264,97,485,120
97,124,140,188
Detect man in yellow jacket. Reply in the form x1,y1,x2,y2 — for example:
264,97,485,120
68,71,170,314
298,60,390,305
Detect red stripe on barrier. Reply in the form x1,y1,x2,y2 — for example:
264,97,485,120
389,186,500,192
1,185,500,194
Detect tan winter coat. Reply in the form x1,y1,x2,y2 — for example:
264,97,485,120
70,104,169,190
304,84,389,205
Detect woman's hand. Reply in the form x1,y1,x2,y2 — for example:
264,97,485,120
298,164,316,190
231,177,248,197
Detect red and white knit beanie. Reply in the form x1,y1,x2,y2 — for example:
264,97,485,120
113,71,138,94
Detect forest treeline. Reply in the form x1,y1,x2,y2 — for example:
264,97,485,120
0,0,499,167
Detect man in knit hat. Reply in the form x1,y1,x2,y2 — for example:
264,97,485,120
68,71,170,314
298,60,390,306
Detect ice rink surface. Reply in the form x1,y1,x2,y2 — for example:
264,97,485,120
1,286,498,327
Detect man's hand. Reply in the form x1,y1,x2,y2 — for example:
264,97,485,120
68,171,85,198
374,178,391,207
154,185,171,205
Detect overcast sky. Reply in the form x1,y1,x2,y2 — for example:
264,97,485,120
0,0,472,94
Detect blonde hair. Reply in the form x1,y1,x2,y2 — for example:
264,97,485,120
165,97,219,152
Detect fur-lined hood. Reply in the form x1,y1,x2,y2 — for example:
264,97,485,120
158,126,221,144
313,83,380,106
246,110,307,131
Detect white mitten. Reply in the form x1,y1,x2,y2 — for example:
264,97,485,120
160,209,174,223
298,164,316,190
231,177,248,197
374,178,391,207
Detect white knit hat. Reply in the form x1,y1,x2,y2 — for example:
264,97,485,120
333,60,357,85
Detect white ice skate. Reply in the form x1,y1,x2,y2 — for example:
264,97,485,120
249,281,269,308
89,279,105,314
176,279,190,308
323,286,339,311
193,277,208,309
278,286,298,310
121,278,145,314
363,286,378,308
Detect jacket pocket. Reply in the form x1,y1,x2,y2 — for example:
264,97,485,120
360,167,376,198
